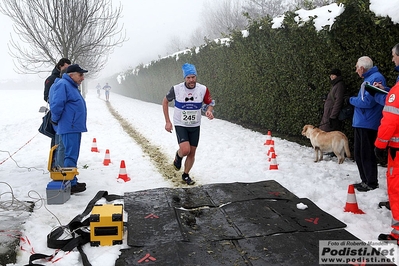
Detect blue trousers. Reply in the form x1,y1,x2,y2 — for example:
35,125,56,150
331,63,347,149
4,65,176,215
61,132,82,186
53,134,65,168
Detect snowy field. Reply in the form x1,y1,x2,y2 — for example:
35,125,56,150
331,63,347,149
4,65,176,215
0,89,394,265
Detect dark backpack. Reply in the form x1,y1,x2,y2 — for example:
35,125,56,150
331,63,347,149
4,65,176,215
338,93,354,121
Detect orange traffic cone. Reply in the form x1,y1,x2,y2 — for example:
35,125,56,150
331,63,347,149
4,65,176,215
117,160,130,182
269,152,278,170
267,140,276,157
267,146,276,159
103,149,111,166
264,130,272,146
344,184,365,214
91,138,99,152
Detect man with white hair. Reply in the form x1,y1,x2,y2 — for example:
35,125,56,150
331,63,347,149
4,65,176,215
50,64,88,194
351,56,387,192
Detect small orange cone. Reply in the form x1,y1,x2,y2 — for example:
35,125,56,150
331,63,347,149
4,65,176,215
117,160,130,182
267,146,276,159
103,149,111,166
269,152,278,170
91,138,99,152
267,140,276,157
344,184,365,214
264,130,272,146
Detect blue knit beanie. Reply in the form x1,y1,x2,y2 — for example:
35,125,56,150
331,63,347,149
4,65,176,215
182,63,197,78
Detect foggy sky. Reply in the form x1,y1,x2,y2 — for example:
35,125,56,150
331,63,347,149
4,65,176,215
2,0,396,85
0,0,210,83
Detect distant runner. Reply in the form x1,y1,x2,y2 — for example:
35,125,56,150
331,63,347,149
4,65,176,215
96,83,101,98
103,83,111,101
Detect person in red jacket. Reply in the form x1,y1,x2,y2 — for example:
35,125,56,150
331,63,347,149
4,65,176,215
375,43,399,242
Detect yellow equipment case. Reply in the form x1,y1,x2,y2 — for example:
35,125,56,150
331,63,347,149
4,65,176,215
48,145,79,180
90,204,123,246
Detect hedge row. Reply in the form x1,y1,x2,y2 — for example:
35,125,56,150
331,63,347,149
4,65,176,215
110,0,399,145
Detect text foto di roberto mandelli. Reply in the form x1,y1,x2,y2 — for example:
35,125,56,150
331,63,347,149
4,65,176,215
326,240,394,246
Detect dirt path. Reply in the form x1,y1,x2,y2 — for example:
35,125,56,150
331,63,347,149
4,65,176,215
106,102,185,187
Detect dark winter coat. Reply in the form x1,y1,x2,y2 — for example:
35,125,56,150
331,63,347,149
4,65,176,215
320,76,345,131
44,67,61,102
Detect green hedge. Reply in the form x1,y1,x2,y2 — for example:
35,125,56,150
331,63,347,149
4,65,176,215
112,0,399,145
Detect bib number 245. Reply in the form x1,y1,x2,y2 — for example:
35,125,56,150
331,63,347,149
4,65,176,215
181,110,198,125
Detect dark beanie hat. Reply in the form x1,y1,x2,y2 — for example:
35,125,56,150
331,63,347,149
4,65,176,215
330,68,341,76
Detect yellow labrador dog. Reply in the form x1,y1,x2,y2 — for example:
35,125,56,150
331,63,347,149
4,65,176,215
301,125,351,164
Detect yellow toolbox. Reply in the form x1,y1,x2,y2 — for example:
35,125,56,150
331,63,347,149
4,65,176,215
90,204,123,246
48,145,78,181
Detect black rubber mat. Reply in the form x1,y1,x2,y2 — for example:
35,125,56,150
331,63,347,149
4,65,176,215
204,180,299,206
118,180,375,265
124,188,183,246
221,199,299,237
237,234,318,265
165,186,215,208
117,230,396,266
241,180,300,200
116,241,248,266
174,205,241,242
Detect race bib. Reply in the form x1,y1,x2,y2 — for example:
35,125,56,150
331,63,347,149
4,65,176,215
181,110,198,125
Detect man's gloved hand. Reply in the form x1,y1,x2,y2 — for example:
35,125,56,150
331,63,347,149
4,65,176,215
374,147,386,162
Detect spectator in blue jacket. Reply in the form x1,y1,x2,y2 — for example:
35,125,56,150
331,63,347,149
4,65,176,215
48,68,67,169
351,56,387,192
50,64,88,194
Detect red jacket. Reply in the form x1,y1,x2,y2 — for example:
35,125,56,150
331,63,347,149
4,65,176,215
375,81,399,149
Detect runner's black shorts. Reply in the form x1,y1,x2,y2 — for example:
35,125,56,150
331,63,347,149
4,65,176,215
175,126,200,147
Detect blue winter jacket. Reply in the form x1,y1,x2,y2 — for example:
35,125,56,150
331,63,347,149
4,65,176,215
50,73,87,135
349,66,386,130
48,77,61,132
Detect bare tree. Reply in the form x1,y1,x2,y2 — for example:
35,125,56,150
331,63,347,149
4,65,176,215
243,0,287,19
166,35,185,55
188,28,207,48
291,0,336,10
201,0,248,39
0,0,126,75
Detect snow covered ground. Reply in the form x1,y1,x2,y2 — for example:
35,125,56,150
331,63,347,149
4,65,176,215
0,89,395,265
